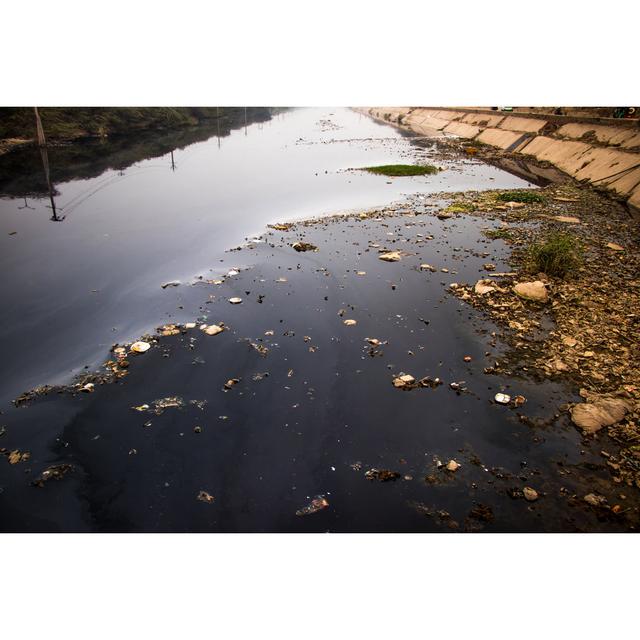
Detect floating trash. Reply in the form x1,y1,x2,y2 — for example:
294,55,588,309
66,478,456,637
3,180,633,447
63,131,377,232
197,490,215,504
292,241,318,252
365,469,401,482
343,319,357,326
295,496,329,516
494,392,511,404
229,297,242,304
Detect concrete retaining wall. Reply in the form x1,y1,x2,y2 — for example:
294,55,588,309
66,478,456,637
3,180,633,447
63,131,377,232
362,107,640,213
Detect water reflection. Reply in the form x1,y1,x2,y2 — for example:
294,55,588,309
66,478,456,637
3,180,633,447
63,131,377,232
0,107,277,199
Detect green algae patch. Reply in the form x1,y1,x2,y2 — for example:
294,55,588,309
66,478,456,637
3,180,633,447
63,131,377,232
361,164,439,177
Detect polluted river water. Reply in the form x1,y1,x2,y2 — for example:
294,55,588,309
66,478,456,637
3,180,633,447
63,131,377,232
0,108,632,532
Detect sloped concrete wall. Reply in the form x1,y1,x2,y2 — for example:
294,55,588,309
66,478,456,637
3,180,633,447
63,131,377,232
362,107,640,212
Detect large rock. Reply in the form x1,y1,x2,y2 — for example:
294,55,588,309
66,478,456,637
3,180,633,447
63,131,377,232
570,397,632,434
513,280,548,302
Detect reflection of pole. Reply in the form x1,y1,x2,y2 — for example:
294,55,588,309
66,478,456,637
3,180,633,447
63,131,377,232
170,150,176,171
18,197,35,210
34,107,63,221
244,106,247,136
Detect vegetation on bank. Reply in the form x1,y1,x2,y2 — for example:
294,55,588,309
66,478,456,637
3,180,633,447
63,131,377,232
361,164,439,177
496,190,545,203
0,107,272,142
525,231,583,278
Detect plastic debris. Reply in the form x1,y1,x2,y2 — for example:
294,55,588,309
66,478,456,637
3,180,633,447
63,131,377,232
197,490,215,504
494,393,511,404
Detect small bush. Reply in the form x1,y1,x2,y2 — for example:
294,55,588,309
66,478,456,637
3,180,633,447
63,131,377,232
362,164,439,177
526,231,582,278
496,190,545,203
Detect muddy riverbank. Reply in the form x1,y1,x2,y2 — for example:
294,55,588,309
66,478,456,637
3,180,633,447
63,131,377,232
1,109,638,532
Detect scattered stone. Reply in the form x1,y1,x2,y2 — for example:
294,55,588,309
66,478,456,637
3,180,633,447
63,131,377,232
379,251,402,262
474,279,496,295
584,493,607,508
570,396,632,434
197,490,215,504
224,378,240,390
159,324,181,336
343,319,357,326
130,341,151,353
523,487,539,502
292,241,318,252
392,374,415,388
31,464,73,487
437,211,453,220
420,264,437,272
552,216,581,224
513,280,548,303
6,450,30,464
606,242,624,251
161,280,181,289
365,469,401,482
203,324,224,336
268,223,293,231
468,504,494,522
494,393,511,405
445,460,460,472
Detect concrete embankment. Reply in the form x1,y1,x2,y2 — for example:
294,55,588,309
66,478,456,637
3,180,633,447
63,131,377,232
361,107,640,214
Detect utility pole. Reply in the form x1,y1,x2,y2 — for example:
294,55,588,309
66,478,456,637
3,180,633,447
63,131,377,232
33,107,63,221
170,150,176,171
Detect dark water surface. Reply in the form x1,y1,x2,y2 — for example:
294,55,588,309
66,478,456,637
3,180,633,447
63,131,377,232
3,108,626,533
0,108,530,404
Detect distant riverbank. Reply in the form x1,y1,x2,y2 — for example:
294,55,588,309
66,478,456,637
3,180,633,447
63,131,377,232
0,107,275,154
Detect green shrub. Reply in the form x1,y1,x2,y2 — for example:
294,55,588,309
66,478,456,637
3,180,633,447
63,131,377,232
526,231,582,278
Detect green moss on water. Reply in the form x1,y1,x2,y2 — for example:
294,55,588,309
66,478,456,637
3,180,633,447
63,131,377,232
361,164,439,177
495,190,545,203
